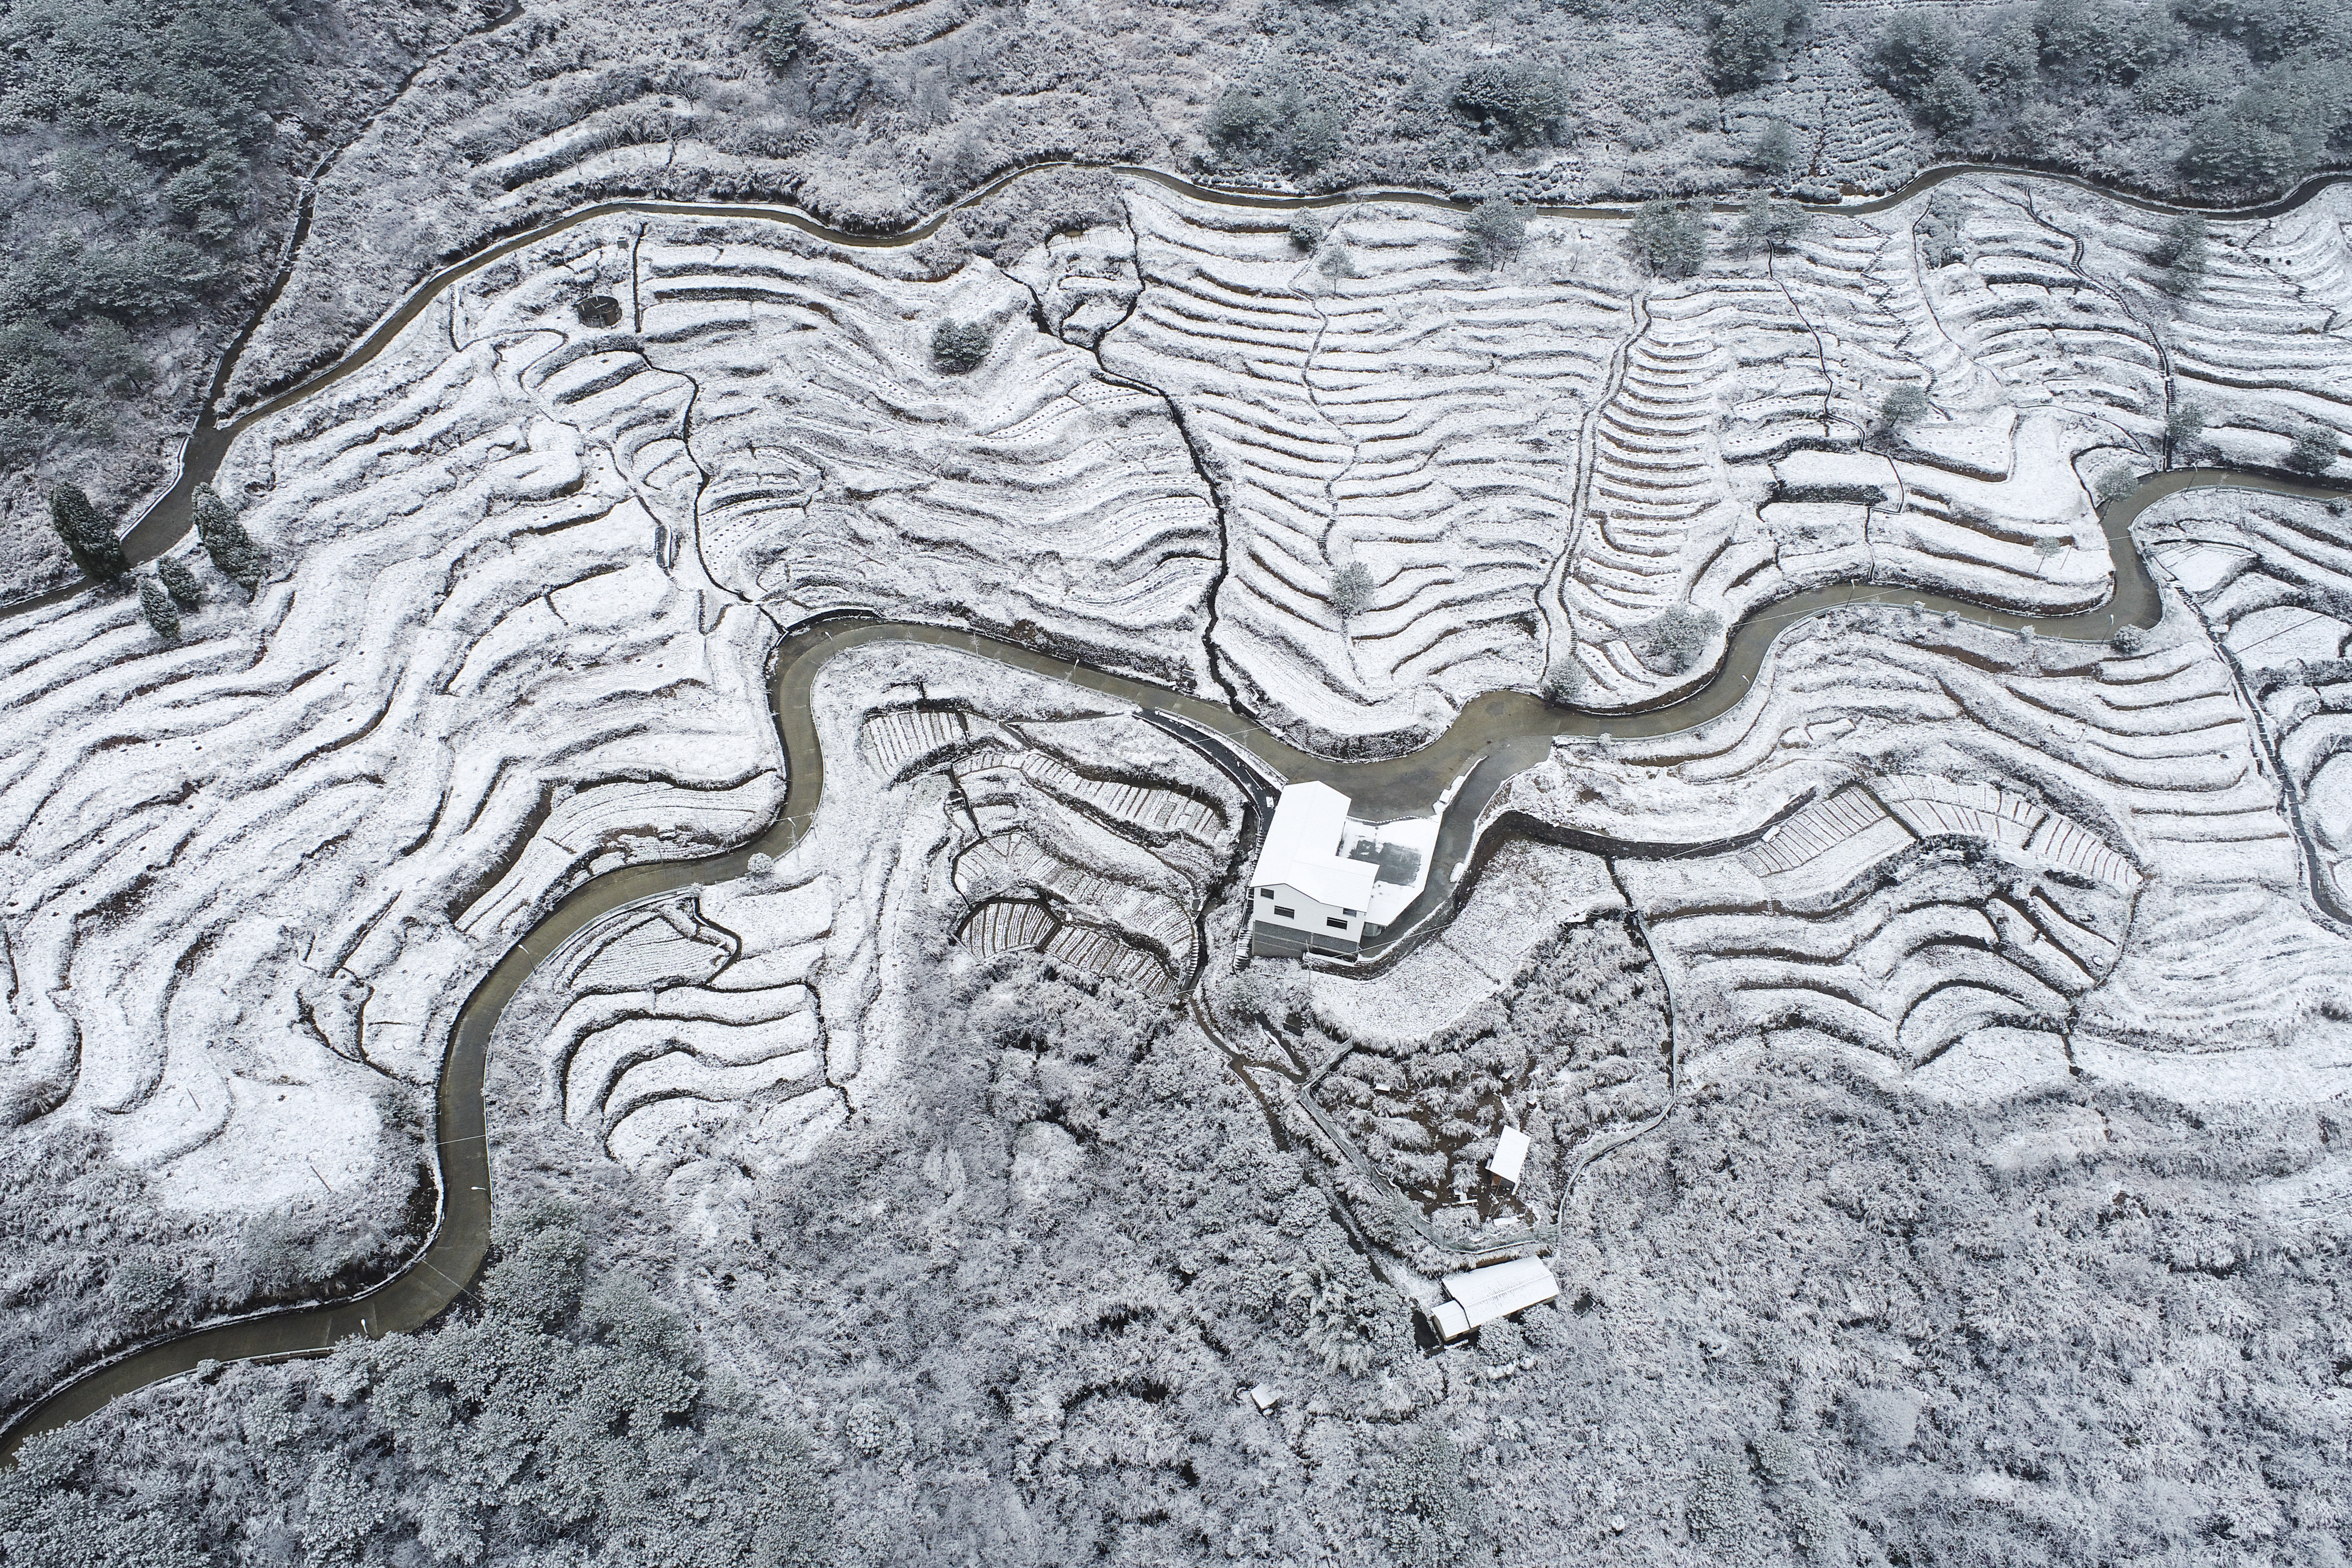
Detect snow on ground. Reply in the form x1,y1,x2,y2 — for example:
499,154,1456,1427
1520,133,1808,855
1103,175,2294,750
0,262,788,1342
1457,585,2352,1104
522,642,1242,1198
2137,487,2352,936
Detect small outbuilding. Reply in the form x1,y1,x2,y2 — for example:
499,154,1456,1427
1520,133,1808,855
1486,1126,1531,1187
1428,1256,1559,1344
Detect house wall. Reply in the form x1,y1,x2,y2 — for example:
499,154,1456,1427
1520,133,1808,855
1247,882,1362,959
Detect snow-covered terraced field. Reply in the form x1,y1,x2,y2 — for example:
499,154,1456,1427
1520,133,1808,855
531,643,1239,1181
0,309,785,1273
444,219,1223,689
1475,586,2352,1099
2140,490,2352,922
1106,175,2245,744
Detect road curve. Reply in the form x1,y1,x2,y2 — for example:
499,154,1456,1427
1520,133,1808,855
3,160,2349,1459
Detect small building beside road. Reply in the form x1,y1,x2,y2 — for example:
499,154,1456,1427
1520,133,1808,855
1246,781,1436,959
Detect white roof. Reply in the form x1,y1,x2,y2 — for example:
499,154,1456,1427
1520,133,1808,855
1431,1300,1473,1341
1486,1127,1531,1185
1254,782,1379,910
1441,1257,1559,1328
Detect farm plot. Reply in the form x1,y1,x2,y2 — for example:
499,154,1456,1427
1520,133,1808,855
438,219,1224,692
530,643,1242,1183
0,284,786,1389
1109,176,2205,741
1478,582,2352,1096
2140,490,2352,921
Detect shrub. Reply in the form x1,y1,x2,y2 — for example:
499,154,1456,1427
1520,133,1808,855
1331,560,1376,619
2286,423,2337,475
2094,463,2138,501
2150,214,2208,294
107,1255,181,1321
2166,402,2208,457
1629,199,1708,278
49,483,126,582
1918,192,1967,266
1458,198,1528,269
1710,0,1813,93
1284,108,1344,174
1451,61,1571,149
1737,193,1809,253
931,319,992,373
155,555,202,608
1975,14,2041,99
1288,211,1328,252
84,318,149,395
2178,86,2322,194
1870,10,1964,97
1542,661,1586,705
1639,603,1722,674
1207,86,1276,149
1687,1448,1760,1539
1366,1428,1475,1566
1285,1256,1383,1375
1879,383,1929,432
192,484,267,594
1917,64,1983,133
2111,622,2150,655
1749,118,1803,175
1207,87,1348,172
1751,1430,1810,1486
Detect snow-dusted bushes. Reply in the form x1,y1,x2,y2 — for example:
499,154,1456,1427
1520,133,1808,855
1629,200,1708,279
1364,1426,1476,1567
0,1100,431,1428
930,318,993,374
1638,602,1722,675
1456,199,1528,270
1331,559,1376,619
0,1202,828,1568
45,483,122,582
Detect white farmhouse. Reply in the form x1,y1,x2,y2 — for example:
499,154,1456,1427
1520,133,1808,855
1247,781,1436,959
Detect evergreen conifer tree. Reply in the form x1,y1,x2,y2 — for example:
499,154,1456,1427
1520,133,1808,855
192,485,269,595
156,556,204,609
49,484,127,582
138,575,181,639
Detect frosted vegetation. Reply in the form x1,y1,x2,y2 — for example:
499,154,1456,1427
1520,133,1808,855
0,0,2350,1560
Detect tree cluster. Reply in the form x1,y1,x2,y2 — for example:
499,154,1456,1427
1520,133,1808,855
1866,0,2352,197
0,0,292,462
931,318,994,374
1207,86,1347,176
1456,199,1529,270
1707,0,1813,94
192,484,267,594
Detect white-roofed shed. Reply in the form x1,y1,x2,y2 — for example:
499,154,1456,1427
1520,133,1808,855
1486,1126,1531,1185
1429,1256,1559,1342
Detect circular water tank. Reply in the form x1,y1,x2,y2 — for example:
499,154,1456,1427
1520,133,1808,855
576,294,623,328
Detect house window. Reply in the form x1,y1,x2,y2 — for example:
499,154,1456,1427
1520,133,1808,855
1259,887,1272,899
1325,917,1348,931
1273,906,1295,919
